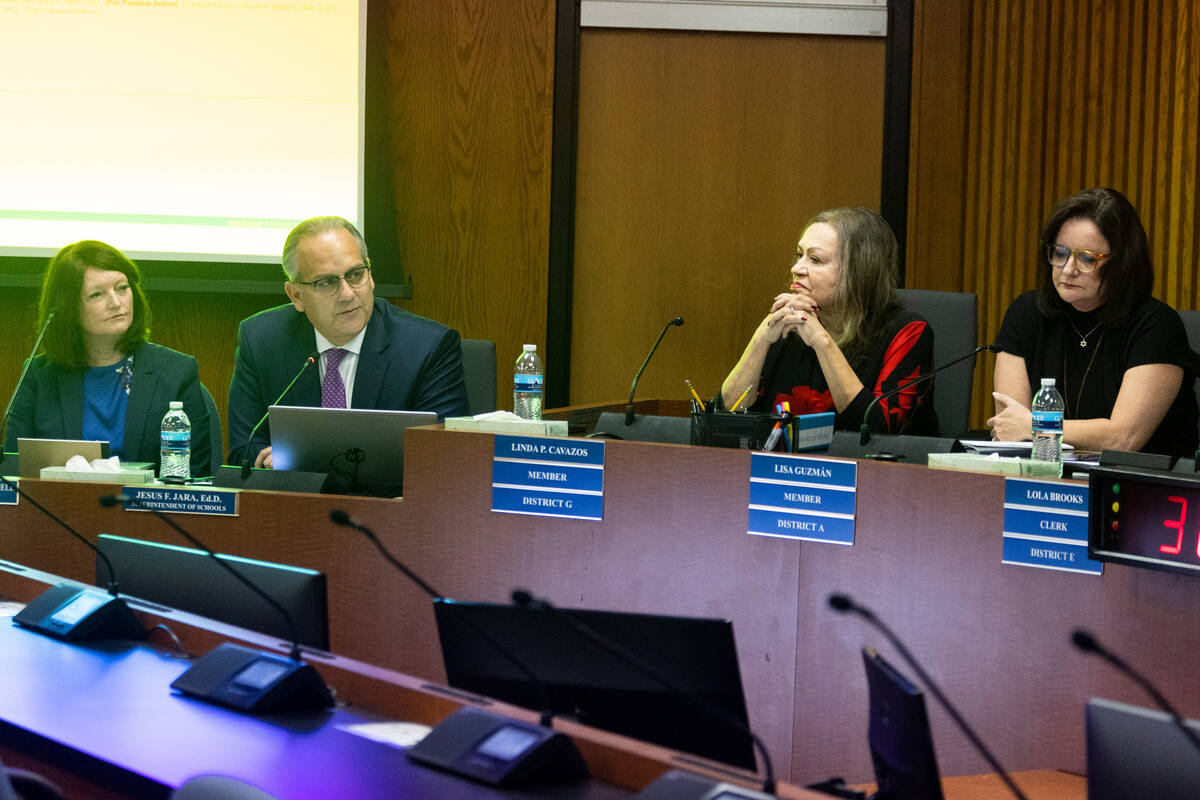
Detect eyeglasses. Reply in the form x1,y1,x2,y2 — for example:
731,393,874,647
1046,243,1110,273
290,264,372,296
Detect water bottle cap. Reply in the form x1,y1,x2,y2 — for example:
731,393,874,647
1040,377,1055,386
523,344,536,351
169,401,183,409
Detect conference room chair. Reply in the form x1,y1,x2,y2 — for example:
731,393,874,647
198,383,225,476
460,338,498,415
896,288,979,438
0,758,62,800
1179,310,1200,440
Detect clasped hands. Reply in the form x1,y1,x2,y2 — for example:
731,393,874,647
987,392,1033,441
760,291,825,347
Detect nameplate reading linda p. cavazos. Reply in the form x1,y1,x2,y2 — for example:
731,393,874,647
748,452,857,544
1002,477,1100,575
119,485,240,517
491,435,604,521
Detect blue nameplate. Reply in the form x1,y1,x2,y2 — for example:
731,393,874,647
0,478,16,506
748,453,857,544
120,485,239,517
492,435,604,521
1002,477,1100,575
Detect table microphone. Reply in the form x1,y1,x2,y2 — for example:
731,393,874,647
99,493,332,712
329,510,588,787
626,316,684,426
5,477,144,642
239,352,318,478
859,343,998,446
513,588,777,796
0,310,56,466
328,510,557,726
828,593,1028,800
1071,629,1200,756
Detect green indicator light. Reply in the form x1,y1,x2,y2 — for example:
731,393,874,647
1112,483,1120,495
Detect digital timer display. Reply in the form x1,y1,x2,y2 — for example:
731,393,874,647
1089,466,1200,577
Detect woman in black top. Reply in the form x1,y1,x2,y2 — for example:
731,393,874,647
722,207,938,435
988,188,1198,456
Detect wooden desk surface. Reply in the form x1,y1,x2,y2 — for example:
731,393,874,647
3,427,1198,787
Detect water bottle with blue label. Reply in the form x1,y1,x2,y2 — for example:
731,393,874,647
160,400,191,483
513,344,544,421
1031,377,1064,473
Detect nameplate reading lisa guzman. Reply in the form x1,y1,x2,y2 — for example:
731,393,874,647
748,453,857,544
491,435,605,521
118,485,239,517
1002,477,1100,575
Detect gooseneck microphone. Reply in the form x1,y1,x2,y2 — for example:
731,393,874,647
101,493,305,660
330,510,556,728
513,588,777,796
99,493,331,712
828,593,1028,800
625,316,684,426
240,352,318,478
7,478,144,642
0,310,57,464
1071,629,1200,756
859,343,999,446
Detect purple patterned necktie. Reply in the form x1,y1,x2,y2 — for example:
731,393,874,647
321,348,348,408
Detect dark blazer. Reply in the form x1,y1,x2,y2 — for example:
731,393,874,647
226,298,469,465
4,342,212,475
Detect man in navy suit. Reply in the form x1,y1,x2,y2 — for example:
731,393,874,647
227,216,468,467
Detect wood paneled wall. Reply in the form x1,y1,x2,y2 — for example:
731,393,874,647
908,0,1200,429
572,29,886,406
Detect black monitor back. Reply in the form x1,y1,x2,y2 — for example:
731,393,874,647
862,647,944,800
95,534,329,651
432,599,755,770
1086,697,1200,800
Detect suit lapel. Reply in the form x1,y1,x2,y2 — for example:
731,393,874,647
350,303,389,409
285,318,322,407
57,370,85,439
124,347,157,459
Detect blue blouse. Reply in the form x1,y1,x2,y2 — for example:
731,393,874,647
82,356,133,458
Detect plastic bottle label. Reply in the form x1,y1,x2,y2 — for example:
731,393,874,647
514,374,543,393
1031,411,1063,433
162,431,191,444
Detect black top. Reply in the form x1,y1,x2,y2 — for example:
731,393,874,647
749,307,939,435
995,290,1199,457
5,341,212,475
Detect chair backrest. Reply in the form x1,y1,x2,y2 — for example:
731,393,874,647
896,288,979,438
460,339,498,416
171,775,277,800
198,382,225,476
1178,310,1200,439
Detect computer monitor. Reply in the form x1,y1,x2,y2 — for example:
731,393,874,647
95,534,329,651
268,405,436,496
1086,697,1200,799
861,647,944,800
432,599,756,770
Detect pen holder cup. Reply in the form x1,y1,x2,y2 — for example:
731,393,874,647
690,411,794,452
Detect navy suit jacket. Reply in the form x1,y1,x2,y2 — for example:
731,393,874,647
4,342,212,475
226,298,469,465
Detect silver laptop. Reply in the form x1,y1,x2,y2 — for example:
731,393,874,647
267,406,436,496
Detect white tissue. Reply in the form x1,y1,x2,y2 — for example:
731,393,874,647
62,455,122,472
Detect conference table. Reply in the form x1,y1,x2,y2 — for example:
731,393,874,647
3,404,1183,793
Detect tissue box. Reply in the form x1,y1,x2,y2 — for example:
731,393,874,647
39,463,156,484
444,417,568,436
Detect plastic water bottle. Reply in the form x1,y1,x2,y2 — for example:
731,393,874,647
160,401,191,482
1031,377,1064,472
513,344,544,421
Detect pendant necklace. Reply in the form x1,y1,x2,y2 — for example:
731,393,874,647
1068,319,1102,348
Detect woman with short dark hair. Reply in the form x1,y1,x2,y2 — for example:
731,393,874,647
722,207,938,434
5,240,212,475
988,187,1198,456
